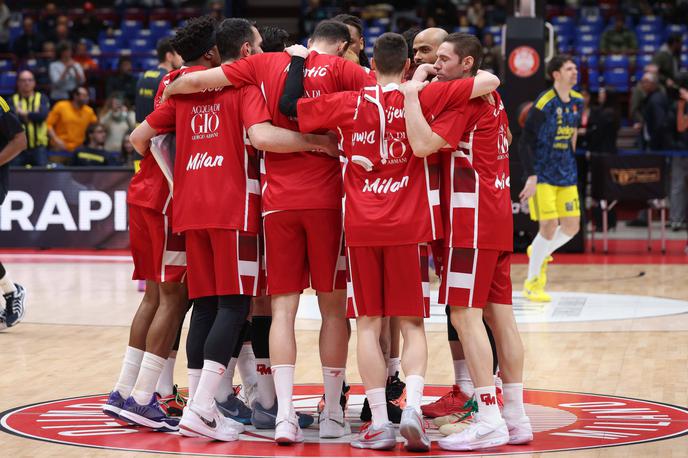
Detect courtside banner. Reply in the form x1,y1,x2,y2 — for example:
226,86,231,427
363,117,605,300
0,168,132,249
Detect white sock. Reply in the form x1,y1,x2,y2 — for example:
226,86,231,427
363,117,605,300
474,385,503,423
193,360,227,412
502,383,527,422
322,366,346,416
454,359,474,396
366,387,388,427
0,275,16,294
238,344,258,388
272,364,295,422
387,357,401,377
527,233,552,280
155,356,176,397
405,374,424,415
255,358,276,408
131,353,166,405
549,227,574,254
215,357,237,402
113,346,144,398
187,368,202,401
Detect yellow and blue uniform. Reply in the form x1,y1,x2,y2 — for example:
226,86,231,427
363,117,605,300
519,88,584,221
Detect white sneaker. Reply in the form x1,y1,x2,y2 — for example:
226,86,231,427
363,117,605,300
319,410,351,439
438,415,509,451
350,422,397,450
399,407,430,452
507,415,533,445
179,402,243,441
275,415,304,444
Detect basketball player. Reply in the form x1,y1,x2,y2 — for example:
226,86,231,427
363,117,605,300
403,33,532,450
519,55,583,302
162,20,372,442
0,97,27,331
281,32,499,450
106,15,221,432
131,18,338,442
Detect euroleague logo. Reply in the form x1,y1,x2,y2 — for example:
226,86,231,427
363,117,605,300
509,46,540,78
2,385,687,457
190,103,220,140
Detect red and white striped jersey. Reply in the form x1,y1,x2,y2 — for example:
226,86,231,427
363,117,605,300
441,91,513,251
297,79,474,246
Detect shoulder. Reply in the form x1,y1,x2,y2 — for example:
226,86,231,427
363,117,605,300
0,96,9,112
570,89,584,101
534,89,557,111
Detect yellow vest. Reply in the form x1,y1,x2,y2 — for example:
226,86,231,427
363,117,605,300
12,92,48,149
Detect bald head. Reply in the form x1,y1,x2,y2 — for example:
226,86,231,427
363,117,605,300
413,27,448,64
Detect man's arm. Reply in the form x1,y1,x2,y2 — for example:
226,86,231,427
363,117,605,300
517,107,545,202
401,80,446,157
0,131,27,166
129,120,158,156
677,90,688,133
279,46,310,117
162,67,231,102
247,123,338,157
27,95,50,123
470,70,500,99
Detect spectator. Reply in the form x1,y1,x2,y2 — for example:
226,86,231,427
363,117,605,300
99,95,135,153
579,87,620,154
258,25,290,52
71,2,103,44
72,122,112,166
115,130,135,167
640,72,671,150
630,63,662,128
53,22,71,44
38,3,58,40
670,76,688,231
34,41,56,89
73,40,98,72
467,0,486,30
12,16,44,60
134,37,182,123
332,14,370,68
9,70,50,167
480,33,502,76
653,34,682,87
600,15,638,55
0,0,10,53
486,0,508,26
49,41,86,101
105,57,137,106
46,86,97,159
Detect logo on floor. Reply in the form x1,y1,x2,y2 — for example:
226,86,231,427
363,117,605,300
1,385,687,456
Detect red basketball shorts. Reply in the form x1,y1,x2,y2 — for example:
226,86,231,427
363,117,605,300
129,204,186,283
439,247,512,308
185,228,259,299
346,244,430,318
263,209,346,295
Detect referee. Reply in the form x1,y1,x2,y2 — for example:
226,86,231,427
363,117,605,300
134,37,182,123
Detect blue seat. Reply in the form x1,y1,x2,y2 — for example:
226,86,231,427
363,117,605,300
129,38,153,52
485,25,501,35
121,20,142,35
603,68,629,91
0,72,17,91
641,43,659,53
136,29,153,40
150,20,171,37
0,60,13,72
452,26,477,34
579,17,604,34
586,55,599,70
133,56,158,71
588,69,600,91
605,54,630,69
576,34,599,46
638,34,662,46
636,24,659,34
681,54,688,71
370,18,390,29
578,24,599,35
576,45,597,55
366,26,383,37
639,16,662,27
636,53,653,69
99,38,121,53
666,24,687,39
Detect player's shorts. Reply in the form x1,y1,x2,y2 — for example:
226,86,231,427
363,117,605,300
528,183,580,221
129,204,186,283
257,230,267,297
346,244,430,318
430,239,444,278
185,228,259,299
438,247,512,309
263,209,346,295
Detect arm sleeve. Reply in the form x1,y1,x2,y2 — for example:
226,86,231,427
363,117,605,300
221,56,259,89
296,92,350,133
278,56,305,118
146,99,176,132
241,86,272,129
518,106,545,177
49,62,61,84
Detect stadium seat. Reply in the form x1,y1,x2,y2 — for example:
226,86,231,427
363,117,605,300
579,16,605,33
576,45,597,56
640,43,659,53
639,16,662,28
604,54,630,70
133,57,159,71
638,34,662,47
121,20,143,35
576,34,598,46
129,39,153,53
603,68,629,91
636,24,659,35
586,55,600,71
666,24,687,38
0,60,13,72
578,24,599,35
453,26,477,35
135,29,153,40
485,25,501,36
681,54,688,71
150,20,171,38
99,38,121,53
0,72,17,95
588,69,600,91
366,26,383,37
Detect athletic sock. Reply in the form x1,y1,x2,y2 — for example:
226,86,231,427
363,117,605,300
366,388,388,427
237,344,258,388
155,356,176,397
454,359,474,396
113,346,144,398
322,366,346,416
548,227,574,255
474,385,503,424
272,364,295,422
251,315,275,409
405,375,424,415
0,275,16,295
187,368,202,401
131,353,166,405
193,360,227,413
254,358,275,408
527,233,552,280
215,357,237,402
502,383,527,423
387,357,401,377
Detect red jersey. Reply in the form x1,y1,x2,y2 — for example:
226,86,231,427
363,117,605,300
146,78,270,233
222,51,373,213
441,91,512,251
127,68,186,213
297,79,474,246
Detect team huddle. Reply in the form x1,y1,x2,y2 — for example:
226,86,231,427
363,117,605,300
96,13,588,452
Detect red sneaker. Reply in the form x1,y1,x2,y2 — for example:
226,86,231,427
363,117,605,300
421,385,471,418
158,385,187,418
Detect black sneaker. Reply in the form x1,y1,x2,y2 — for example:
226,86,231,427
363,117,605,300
386,371,406,424
4,283,26,327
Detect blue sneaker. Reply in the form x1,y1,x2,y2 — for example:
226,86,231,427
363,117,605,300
251,399,314,429
217,392,252,425
118,394,180,432
102,391,127,420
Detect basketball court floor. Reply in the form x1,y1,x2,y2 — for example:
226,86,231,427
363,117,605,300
1,239,687,457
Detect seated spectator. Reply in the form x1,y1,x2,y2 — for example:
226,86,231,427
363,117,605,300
639,72,672,150
72,122,112,166
12,16,44,60
105,57,137,106
34,41,55,89
99,95,135,153
73,40,98,72
258,25,290,53
49,41,86,101
53,22,71,44
38,3,58,40
486,0,508,25
600,15,637,55
467,0,486,30
46,86,97,160
653,34,682,88
0,0,10,53
115,130,136,167
71,2,102,44
9,70,50,167
481,33,502,76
